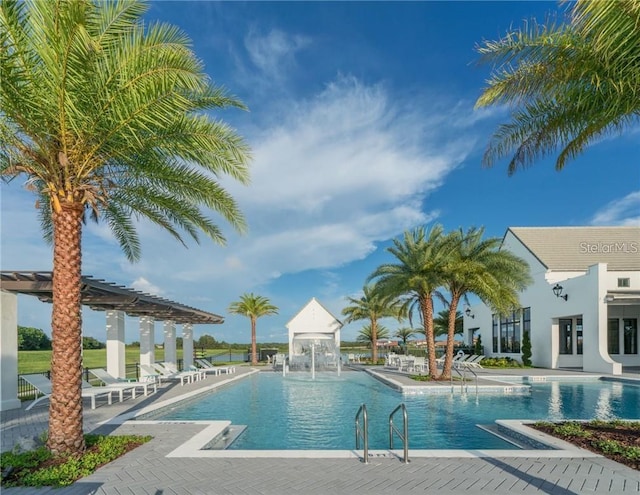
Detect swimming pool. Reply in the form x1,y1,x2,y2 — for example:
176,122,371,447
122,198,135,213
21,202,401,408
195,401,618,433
152,371,640,450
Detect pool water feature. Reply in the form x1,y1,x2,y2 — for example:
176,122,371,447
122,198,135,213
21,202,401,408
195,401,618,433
152,372,640,450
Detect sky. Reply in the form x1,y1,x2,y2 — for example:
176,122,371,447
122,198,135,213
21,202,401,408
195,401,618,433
2,1,639,346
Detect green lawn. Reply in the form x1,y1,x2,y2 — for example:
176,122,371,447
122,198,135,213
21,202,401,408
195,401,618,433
17,348,232,374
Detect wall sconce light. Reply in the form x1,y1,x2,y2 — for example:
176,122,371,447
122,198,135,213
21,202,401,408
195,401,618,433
465,306,474,318
552,283,568,301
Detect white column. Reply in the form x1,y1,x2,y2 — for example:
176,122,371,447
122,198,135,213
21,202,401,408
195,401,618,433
182,323,194,368
163,320,176,368
0,291,21,411
106,310,126,379
139,316,155,367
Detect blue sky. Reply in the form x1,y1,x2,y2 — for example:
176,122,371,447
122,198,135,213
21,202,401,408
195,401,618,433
2,1,639,345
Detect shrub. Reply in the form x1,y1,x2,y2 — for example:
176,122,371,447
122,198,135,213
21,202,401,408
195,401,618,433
480,357,522,368
521,331,532,367
1,435,151,488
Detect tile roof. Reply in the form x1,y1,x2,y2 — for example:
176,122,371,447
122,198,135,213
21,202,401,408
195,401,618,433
506,226,640,271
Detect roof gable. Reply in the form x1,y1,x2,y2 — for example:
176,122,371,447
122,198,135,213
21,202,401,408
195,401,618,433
286,297,343,331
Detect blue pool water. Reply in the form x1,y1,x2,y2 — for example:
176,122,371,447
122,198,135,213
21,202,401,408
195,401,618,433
154,372,640,450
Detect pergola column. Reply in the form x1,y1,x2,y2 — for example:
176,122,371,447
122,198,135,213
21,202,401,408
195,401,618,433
106,310,126,379
139,316,155,366
182,323,194,368
1,291,21,411
163,320,176,368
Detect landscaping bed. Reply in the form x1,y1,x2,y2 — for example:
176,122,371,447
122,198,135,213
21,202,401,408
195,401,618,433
532,420,640,471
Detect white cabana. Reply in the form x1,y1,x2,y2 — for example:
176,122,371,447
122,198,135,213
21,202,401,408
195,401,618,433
286,298,342,371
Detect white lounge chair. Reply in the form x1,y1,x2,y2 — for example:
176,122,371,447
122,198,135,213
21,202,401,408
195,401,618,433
162,362,205,381
197,358,236,375
89,368,157,397
22,373,113,411
149,363,193,385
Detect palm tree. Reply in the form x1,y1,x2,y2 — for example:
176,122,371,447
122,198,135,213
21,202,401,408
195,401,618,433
475,1,640,174
394,327,416,354
438,227,531,379
368,225,449,379
0,0,250,455
433,309,463,338
356,324,390,356
228,294,278,365
341,284,404,363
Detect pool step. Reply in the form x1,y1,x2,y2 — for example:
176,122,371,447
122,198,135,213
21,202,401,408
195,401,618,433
204,425,247,450
476,423,536,449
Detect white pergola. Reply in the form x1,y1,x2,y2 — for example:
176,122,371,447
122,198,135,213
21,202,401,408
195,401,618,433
0,271,224,411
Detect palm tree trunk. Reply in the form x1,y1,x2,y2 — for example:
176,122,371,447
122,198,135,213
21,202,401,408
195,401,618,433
421,295,438,379
250,317,257,365
440,295,460,380
47,203,85,455
371,319,378,363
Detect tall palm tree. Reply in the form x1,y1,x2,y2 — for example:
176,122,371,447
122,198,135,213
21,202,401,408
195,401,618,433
228,293,278,365
433,309,463,339
438,227,531,379
394,327,416,354
356,324,390,353
341,284,404,363
0,0,250,455
475,0,640,174
368,225,449,379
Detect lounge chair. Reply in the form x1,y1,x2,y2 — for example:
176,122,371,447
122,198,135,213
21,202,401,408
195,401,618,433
458,355,485,369
162,362,205,381
22,373,113,411
149,363,194,385
89,368,157,397
197,358,236,375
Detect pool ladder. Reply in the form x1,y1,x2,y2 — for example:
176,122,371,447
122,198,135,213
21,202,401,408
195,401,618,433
355,403,409,464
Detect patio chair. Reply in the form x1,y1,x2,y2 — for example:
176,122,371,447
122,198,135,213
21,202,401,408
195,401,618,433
198,359,236,374
150,363,194,385
89,368,157,397
162,361,205,381
138,363,166,385
409,356,427,373
460,355,485,369
270,355,286,371
22,373,113,411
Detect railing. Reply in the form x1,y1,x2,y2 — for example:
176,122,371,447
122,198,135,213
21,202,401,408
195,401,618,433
389,403,409,463
355,404,369,464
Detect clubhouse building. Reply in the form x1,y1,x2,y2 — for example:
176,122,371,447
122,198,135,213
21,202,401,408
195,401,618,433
463,226,639,375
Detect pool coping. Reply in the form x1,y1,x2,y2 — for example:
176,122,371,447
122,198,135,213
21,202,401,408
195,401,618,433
95,368,632,460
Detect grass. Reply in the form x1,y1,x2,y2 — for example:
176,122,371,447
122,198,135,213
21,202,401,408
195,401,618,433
17,348,235,374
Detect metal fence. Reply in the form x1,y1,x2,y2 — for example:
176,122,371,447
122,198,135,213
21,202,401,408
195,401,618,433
17,352,249,401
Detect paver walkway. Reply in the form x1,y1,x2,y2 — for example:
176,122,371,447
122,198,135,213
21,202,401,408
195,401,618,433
2,366,639,494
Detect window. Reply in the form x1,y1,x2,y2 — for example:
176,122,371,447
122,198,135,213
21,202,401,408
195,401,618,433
623,319,638,354
559,319,572,354
608,319,620,355
492,314,499,353
576,318,583,355
618,278,631,288
500,311,521,353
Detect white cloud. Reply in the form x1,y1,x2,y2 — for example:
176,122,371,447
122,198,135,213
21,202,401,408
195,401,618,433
0,74,482,342
244,28,310,80
590,191,640,226
131,277,164,296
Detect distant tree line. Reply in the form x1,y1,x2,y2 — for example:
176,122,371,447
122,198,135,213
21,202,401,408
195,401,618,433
18,326,107,350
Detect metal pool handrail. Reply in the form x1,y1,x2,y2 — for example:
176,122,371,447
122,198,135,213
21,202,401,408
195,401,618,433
389,403,409,463
355,403,369,464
